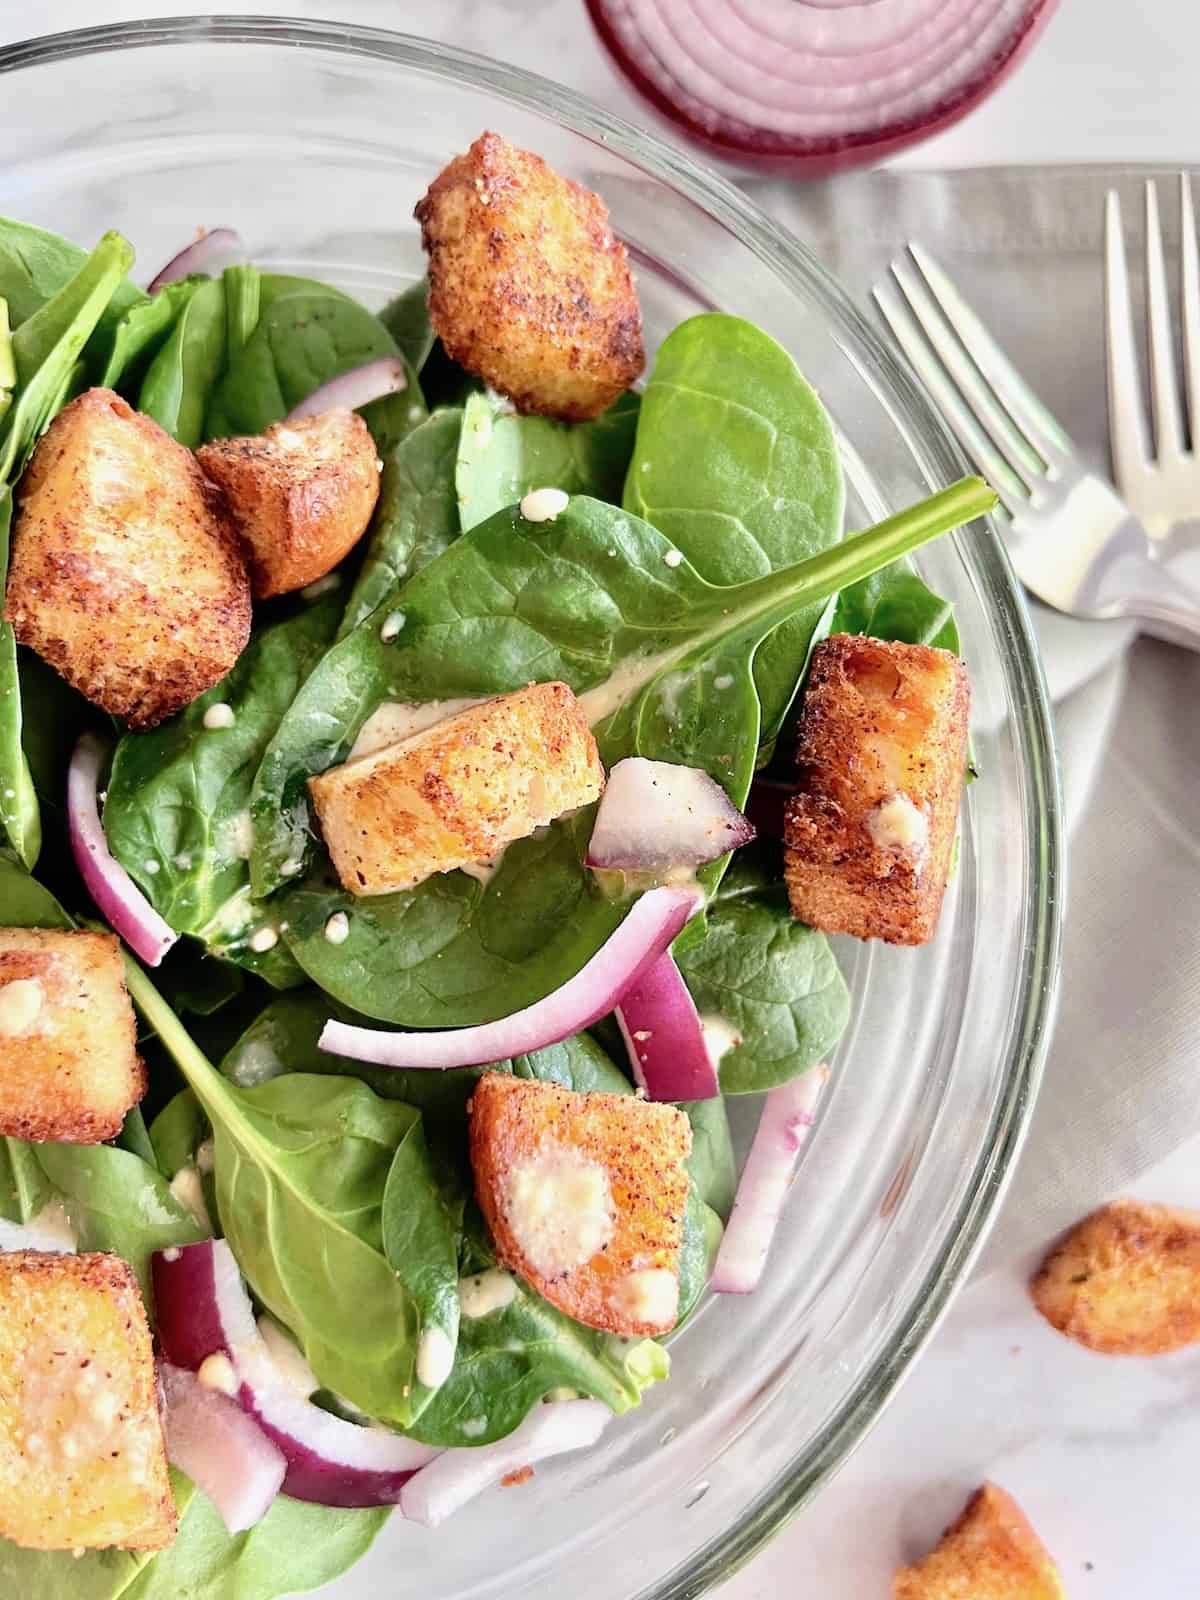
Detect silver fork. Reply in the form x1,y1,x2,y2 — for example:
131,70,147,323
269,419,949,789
873,239,1200,651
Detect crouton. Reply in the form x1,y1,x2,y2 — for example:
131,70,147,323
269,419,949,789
5,388,249,729
196,409,380,599
0,929,143,1143
309,681,604,897
783,634,970,945
0,1251,175,1551
1031,1197,1200,1355
894,1483,1064,1600
468,1073,692,1337
414,131,644,421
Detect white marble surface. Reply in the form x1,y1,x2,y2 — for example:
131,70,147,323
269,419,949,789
8,2,1200,1594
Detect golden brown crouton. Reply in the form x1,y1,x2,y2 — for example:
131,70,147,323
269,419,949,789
415,131,643,421
0,1252,175,1552
0,929,144,1143
309,682,604,897
5,388,249,729
468,1073,691,1337
783,634,970,945
894,1483,1064,1600
196,410,380,599
1030,1197,1200,1355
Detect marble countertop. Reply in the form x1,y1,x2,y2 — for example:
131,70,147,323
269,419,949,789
9,2,1200,1594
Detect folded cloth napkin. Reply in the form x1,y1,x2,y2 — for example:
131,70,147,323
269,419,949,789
751,165,1200,1266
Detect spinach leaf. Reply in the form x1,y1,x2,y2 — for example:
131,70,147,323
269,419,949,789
336,408,462,641
683,1094,737,1221
0,214,145,351
677,875,849,1096
0,1520,157,1600
0,298,12,421
98,277,200,392
624,312,845,747
0,492,40,867
34,1143,206,1302
258,482,985,1022
149,1089,210,1179
0,230,134,483
204,274,424,453
115,1105,159,1169
223,263,262,365
123,1471,389,1600
0,846,71,927
676,1188,722,1328
138,275,227,447
0,1137,54,1224
124,960,459,1427
379,279,435,371
456,389,639,531
104,590,342,981
830,562,959,652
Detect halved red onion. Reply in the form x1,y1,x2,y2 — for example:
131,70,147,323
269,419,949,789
153,1239,259,1369
68,732,178,967
745,776,792,843
159,1361,286,1533
400,1400,610,1528
711,1064,830,1295
147,227,245,293
585,758,754,872
152,1240,438,1508
235,1340,437,1507
616,953,719,1101
284,358,407,422
585,0,1056,177
320,885,701,1070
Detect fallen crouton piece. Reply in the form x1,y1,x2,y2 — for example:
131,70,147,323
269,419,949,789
196,410,380,598
414,131,643,420
309,682,604,896
0,928,144,1143
1031,1197,1200,1355
0,1252,175,1552
893,1483,1064,1600
783,634,970,944
5,388,249,729
469,1072,691,1337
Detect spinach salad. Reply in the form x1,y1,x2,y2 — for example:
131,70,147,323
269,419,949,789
0,171,990,1600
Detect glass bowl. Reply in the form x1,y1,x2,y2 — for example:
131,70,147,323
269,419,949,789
0,19,1063,1599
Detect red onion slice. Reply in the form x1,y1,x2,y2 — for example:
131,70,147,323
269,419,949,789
147,227,246,293
153,1239,259,1369
320,885,701,1070
400,1400,610,1528
160,1361,286,1533
711,1064,829,1294
586,0,1056,176
69,732,178,967
616,953,719,1101
284,358,408,422
585,758,754,873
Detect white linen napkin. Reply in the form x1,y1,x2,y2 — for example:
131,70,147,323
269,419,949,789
752,165,1200,1265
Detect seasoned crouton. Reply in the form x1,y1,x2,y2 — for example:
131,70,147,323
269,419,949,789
415,131,644,421
894,1483,1064,1600
5,388,249,729
0,1251,175,1552
309,681,604,896
469,1072,692,1336
196,410,380,599
0,929,143,1143
1031,1197,1200,1355
783,634,970,945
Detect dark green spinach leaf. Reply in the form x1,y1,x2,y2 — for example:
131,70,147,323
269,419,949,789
830,562,959,652
138,274,227,448
0,215,145,354
98,277,200,392
379,279,435,371
0,493,40,866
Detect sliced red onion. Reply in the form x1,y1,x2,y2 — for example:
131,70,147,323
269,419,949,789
320,885,701,1071
152,1240,438,1508
586,0,1055,177
160,1361,286,1533
284,358,407,422
147,227,245,293
711,1064,830,1295
585,758,754,872
400,1400,610,1528
745,776,792,843
616,953,719,1101
69,732,178,967
235,1340,437,1507
153,1239,259,1369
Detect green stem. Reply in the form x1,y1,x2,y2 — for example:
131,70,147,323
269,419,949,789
123,953,227,1125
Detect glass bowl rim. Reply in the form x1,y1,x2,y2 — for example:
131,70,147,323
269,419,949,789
0,16,1066,1596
